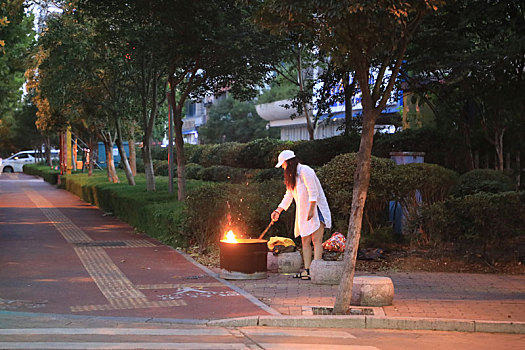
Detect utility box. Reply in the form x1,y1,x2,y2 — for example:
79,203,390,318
389,152,425,234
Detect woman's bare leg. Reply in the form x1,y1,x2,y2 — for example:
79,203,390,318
312,223,325,261
301,234,313,269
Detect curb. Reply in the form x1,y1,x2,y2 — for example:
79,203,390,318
207,315,525,334
2,311,524,334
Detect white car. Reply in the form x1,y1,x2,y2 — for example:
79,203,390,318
0,150,59,173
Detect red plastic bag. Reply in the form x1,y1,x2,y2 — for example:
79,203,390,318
322,232,346,252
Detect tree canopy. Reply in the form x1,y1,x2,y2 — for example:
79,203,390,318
0,0,35,155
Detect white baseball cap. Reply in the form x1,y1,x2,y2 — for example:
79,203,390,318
275,150,296,168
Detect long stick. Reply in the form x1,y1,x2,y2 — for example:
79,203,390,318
258,221,274,240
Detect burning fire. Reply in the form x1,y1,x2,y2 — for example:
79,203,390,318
223,230,238,243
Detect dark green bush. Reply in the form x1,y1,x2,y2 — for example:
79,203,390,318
453,169,516,197
417,191,525,262
185,163,204,180
59,172,202,247
293,134,361,166
186,144,206,164
184,183,230,253
151,146,168,161
200,142,244,167
184,180,295,253
134,157,145,173
253,167,284,182
317,153,396,233
152,160,172,176
198,165,248,184
236,138,286,169
391,163,458,205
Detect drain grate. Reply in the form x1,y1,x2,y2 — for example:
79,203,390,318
184,275,207,280
312,307,374,316
73,241,127,247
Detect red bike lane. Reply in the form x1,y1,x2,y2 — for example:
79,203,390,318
0,173,274,320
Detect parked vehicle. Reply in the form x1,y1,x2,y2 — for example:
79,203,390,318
0,150,59,173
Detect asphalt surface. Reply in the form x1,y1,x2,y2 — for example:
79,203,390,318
1,173,524,334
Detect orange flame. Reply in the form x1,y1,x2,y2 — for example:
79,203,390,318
223,230,238,243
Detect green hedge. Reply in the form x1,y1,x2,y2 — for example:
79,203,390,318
453,169,516,197
184,180,295,253
317,153,397,233
417,191,525,262
23,163,61,184
59,171,201,247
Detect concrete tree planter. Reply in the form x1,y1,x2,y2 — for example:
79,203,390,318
309,259,394,306
267,251,303,273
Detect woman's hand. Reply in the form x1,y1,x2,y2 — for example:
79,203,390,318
307,201,316,221
271,209,281,222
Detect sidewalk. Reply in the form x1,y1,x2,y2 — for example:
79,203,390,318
1,173,524,334
0,174,273,320
226,270,525,321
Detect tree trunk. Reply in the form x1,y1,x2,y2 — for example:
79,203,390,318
297,52,315,140
168,90,186,201
115,118,135,186
129,124,136,176
494,129,505,171
143,133,155,191
88,135,94,177
332,108,379,314
45,136,52,166
343,71,356,136
102,138,119,183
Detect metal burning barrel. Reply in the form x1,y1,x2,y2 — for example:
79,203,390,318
219,238,267,280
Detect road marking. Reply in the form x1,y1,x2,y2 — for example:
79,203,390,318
137,282,226,289
241,328,356,339
24,190,186,312
0,328,230,336
26,190,92,243
0,343,247,349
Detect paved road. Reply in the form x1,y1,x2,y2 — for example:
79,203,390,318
0,313,523,350
0,173,273,320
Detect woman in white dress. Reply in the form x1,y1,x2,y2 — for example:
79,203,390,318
271,150,332,280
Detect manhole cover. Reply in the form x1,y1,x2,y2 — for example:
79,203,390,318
74,241,127,247
312,307,374,316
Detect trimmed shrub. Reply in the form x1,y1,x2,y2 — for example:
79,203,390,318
58,171,202,248
453,169,516,197
200,142,244,167
184,183,229,253
23,164,60,184
151,146,168,161
184,143,204,163
184,180,295,253
186,144,206,164
293,134,361,166
391,163,459,241
153,160,171,176
198,165,248,183
185,163,204,180
417,191,525,262
253,167,284,183
391,163,458,205
317,153,396,233
236,138,286,169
